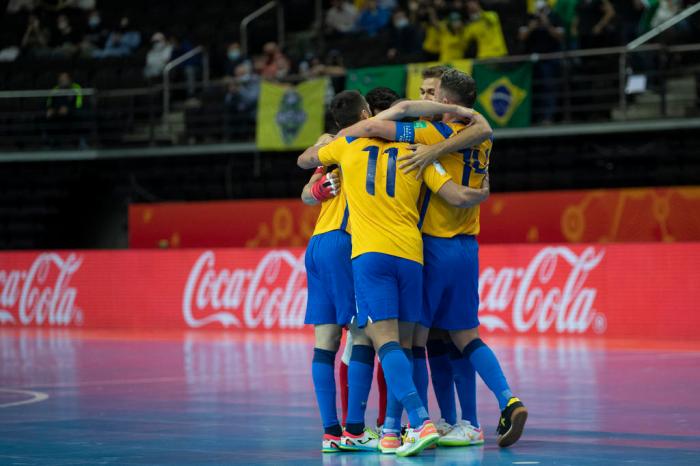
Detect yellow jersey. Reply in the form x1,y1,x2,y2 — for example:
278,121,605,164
318,136,451,264
395,119,491,238
438,22,466,61
312,169,350,237
463,11,508,58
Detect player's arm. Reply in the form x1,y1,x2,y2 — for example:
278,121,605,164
372,100,476,122
435,173,490,208
398,113,493,178
297,133,335,169
301,167,339,206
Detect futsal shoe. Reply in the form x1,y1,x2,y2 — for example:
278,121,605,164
379,432,401,454
396,420,439,457
496,397,528,448
435,418,453,436
438,420,484,447
322,433,342,453
339,427,379,451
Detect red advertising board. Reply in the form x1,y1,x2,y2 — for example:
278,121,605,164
128,187,700,248
1,244,698,340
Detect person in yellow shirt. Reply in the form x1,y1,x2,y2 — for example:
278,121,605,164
463,0,508,58
435,11,468,62
297,90,488,456
336,70,528,448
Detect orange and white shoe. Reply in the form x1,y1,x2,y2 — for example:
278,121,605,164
435,418,453,436
339,427,379,451
396,420,439,457
322,433,341,453
379,432,401,454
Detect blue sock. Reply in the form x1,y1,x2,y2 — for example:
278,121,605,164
378,341,428,429
412,346,429,412
346,344,375,432
384,391,403,433
426,340,457,425
312,348,340,431
463,339,513,411
450,344,479,427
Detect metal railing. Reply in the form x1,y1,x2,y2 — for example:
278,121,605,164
240,1,285,57
162,46,210,117
1,43,699,156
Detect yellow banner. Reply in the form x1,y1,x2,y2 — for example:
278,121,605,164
256,78,328,151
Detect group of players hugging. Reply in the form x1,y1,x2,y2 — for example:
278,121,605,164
297,65,527,457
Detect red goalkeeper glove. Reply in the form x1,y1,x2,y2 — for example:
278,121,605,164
310,172,339,202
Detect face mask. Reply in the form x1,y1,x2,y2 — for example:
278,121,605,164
228,50,241,61
58,21,69,31
89,17,100,28
470,13,481,21
394,18,409,28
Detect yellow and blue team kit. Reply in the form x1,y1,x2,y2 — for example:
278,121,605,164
396,119,492,330
304,168,355,326
318,136,452,327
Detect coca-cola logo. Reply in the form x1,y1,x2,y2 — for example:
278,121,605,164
0,253,83,326
479,246,606,334
183,250,307,329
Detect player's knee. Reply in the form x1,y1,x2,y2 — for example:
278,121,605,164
314,326,342,352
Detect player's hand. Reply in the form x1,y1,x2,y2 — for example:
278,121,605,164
315,133,335,146
310,171,340,202
455,106,476,121
398,143,441,179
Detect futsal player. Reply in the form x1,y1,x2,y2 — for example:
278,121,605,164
298,90,488,456
300,136,354,453
337,69,529,448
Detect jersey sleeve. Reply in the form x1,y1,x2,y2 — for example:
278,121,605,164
422,161,452,193
396,121,456,145
318,137,345,166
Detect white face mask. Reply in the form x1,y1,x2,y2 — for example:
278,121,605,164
394,18,409,28
228,50,241,61
89,16,100,28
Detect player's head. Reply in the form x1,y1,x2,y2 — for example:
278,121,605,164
365,87,400,115
420,65,449,101
330,90,371,129
437,68,477,108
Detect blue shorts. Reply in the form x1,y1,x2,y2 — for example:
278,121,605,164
304,230,355,326
352,252,423,328
422,234,480,330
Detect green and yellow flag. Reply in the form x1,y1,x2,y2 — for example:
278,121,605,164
345,65,406,96
405,59,473,100
256,78,327,151
473,62,532,128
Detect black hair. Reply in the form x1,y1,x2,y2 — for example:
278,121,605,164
422,65,450,80
365,87,400,115
329,90,369,129
439,68,477,108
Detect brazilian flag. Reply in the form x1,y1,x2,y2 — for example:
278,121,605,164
473,62,533,128
345,65,406,97
256,77,328,150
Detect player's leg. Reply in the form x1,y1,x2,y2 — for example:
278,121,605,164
411,324,430,413
449,338,479,428
339,329,352,426
375,362,387,429
426,329,458,433
344,320,375,446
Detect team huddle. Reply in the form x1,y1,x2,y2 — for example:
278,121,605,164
297,66,527,457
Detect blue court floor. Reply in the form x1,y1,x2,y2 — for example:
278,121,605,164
1,329,699,465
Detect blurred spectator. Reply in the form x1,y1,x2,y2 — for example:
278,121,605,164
224,42,246,76
224,62,260,140
44,72,84,148
387,8,422,60
170,34,201,97
144,32,173,79
573,0,616,49
519,0,565,124
259,42,290,80
614,0,647,44
93,16,141,58
21,14,50,56
80,9,109,56
431,10,467,61
553,0,580,48
50,14,81,56
638,0,660,35
356,0,391,37
6,0,38,13
409,0,441,59
326,0,358,35
463,0,508,58
651,0,682,27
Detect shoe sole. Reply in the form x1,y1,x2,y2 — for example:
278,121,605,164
437,437,485,447
379,448,398,454
338,443,377,452
497,407,528,448
396,433,440,457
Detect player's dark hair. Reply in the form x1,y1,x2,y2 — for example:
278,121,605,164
439,68,477,108
365,87,400,115
330,90,369,129
422,65,450,80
